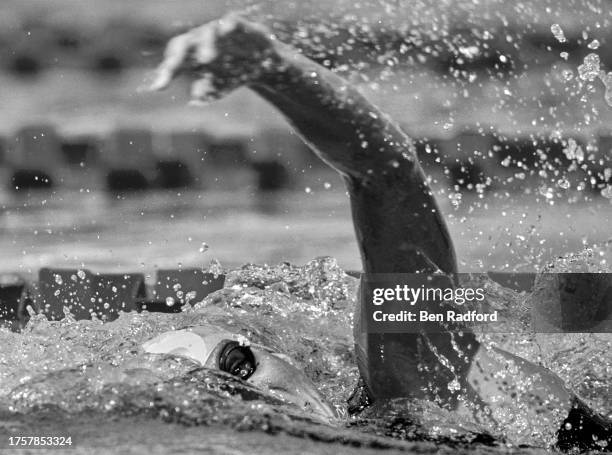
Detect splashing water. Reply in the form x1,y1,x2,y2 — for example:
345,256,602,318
1,0,612,451
576,53,612,107
550,24,566,43
0,255,610,451
578,54,601,82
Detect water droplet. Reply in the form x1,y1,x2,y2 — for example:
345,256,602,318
557,178,570,189
588,39,600,50
551,24,566,43
539,185,554,199
563,139,584,162
54,274,63,285
447,378,461,392
578,53,601,81
199,242,209,253
165,297,175,307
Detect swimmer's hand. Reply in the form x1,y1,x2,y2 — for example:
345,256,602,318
148,14,279,102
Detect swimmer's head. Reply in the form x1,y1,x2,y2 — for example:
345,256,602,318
143,326,336,421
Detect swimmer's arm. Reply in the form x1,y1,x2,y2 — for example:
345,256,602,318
250,44,416,180
250,47,457,274
150,15,457,274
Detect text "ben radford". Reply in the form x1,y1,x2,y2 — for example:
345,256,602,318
372,310,499,322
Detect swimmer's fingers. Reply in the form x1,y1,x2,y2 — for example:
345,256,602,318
149,15,275,92
149,33,194,91
149,20,222,91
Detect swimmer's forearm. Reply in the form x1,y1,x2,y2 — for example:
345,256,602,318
251,45,457,275
251,45,417,180
150,17,456,274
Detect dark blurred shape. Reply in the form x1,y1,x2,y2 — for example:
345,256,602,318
441,27,518,77
446,50,515,76
133,23,168,65
5,26,55,77
487,272,535,292
440,131,495,189
497,136,544,169
37,268,91,320
201,135,253,189
55,30,82,51
452,131,497,160
557,397,612,453
0,136,6,165
524,30,584,66
137,299,183,313
164,131,208,187
413,137,443,169
252,159,289,191
10,170,53,191
497,136,577,169
8,53,42,77
155,159,193,189
136,25,167,51
0,274,29,328
92,52,124,74
448,161,486,189
37,268,146,321
61,136,99,166
206,137,248,166
8,124,61,190
93,273,147,320
104,128,155,191
531,273,612,332
106,169,149,192
51,23,86,53
594,134,612,190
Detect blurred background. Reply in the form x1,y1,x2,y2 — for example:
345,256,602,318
0,0,611,279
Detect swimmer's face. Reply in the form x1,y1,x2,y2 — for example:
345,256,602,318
143,327,336,421
246,347,336,420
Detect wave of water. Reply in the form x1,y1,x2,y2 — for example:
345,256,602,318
0,255,610,452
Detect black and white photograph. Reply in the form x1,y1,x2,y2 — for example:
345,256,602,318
0,0,611,453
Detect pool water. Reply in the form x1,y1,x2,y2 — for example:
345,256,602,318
0,188,610,278
0,255,610,453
